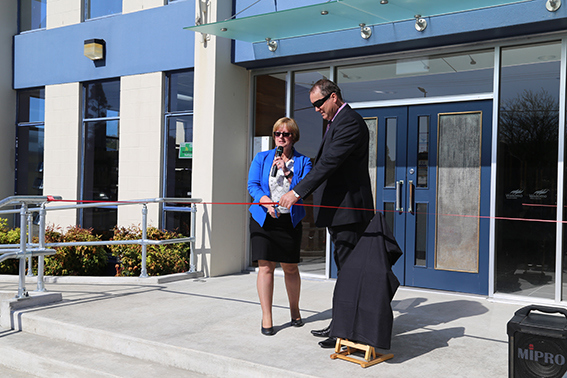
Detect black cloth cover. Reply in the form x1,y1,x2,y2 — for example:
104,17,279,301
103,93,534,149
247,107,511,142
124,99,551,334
329,212,403,349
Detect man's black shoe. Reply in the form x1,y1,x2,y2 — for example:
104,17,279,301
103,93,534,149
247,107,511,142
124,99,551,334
318,337,337,348
310,325,331,338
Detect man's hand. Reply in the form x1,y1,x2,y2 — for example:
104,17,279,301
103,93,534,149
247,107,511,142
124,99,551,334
279,190,299,209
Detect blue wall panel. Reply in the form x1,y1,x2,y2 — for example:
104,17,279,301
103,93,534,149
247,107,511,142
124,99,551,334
14,1,195,89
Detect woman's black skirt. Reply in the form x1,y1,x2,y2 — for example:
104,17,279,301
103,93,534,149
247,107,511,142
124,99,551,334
250,214,302,263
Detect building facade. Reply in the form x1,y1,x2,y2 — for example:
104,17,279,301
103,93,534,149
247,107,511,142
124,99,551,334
5,0,567,304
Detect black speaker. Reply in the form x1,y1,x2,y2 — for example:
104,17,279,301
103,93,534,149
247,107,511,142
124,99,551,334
507,305,567,378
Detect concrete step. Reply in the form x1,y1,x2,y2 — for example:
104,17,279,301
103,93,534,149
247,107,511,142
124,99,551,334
12,310,316,378
0,328,206,377
0,362,40,377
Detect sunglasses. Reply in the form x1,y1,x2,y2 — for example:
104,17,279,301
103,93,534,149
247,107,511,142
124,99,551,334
273,131,292,138
312,92,334,108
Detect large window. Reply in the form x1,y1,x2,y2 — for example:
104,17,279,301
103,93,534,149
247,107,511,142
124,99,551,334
337,50,494,103
495,42,561,299
84,0,121,20
16,88,45,196
250,70,329,274
19,0,46,32
163,70,194,236
291,70,329,274
81,80,120,235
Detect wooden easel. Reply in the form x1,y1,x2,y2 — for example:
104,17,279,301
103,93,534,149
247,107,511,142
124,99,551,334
330,338,394,368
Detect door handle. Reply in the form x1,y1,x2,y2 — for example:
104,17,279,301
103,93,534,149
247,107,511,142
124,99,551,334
396,180,403,212
408,180,414,214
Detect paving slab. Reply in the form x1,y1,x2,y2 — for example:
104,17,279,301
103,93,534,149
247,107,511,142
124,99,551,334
0,273,529,377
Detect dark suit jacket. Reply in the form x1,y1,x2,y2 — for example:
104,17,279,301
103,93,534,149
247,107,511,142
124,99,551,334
293,105,374,228
329,212,403,349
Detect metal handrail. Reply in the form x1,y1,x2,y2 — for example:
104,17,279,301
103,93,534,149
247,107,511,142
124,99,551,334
0,196,201,298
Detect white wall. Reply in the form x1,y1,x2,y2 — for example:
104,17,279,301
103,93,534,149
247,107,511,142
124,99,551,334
193,0,250,277
43,83,81,228
47,0,81,29
123,0,165,14
118,72,164,226
0,3,17,202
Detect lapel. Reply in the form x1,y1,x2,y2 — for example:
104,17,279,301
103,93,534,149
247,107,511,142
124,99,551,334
315,105,348,162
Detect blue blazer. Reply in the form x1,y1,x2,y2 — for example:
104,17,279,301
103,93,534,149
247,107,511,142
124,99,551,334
248,148,312,228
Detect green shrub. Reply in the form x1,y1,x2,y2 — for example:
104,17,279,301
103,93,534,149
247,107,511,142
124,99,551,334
43,226,108,276
0,218,21,274
111,225,189,276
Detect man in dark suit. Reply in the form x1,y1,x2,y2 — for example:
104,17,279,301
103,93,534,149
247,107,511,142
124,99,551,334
279,79,374,348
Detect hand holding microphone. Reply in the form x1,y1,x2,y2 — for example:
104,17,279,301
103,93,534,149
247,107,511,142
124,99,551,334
271,146,284,177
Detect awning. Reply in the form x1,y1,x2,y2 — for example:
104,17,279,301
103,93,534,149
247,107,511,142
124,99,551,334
185,0,531,43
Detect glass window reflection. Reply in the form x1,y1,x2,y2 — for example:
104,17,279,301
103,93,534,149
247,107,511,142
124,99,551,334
255,73,286,138
293,69,329,159
84,81,120,119
19,0,46,32
168,71,194,113
291,69,329,275
81,79,120,235
166,115,193,199
163,70,194,236
337,50,494,102
84,0,121,20
18,88,44,123
495,41,561,299
16,88,45,196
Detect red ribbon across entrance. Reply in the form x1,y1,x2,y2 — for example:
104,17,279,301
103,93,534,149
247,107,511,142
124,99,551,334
44,197,565,224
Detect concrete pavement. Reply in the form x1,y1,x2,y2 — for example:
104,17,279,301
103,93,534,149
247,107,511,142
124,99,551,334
0,272,530,377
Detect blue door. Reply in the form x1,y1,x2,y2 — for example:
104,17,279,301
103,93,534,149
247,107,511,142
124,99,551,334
358,101,492,295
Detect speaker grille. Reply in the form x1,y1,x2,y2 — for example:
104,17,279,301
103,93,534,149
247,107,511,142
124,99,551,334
513,333,567,378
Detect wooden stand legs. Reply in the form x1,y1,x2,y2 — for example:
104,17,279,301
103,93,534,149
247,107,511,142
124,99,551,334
330,338,394,368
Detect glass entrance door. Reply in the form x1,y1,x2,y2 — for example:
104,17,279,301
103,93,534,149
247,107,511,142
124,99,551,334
358,100,492,294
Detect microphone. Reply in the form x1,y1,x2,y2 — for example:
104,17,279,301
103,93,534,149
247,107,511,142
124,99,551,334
271,146,283,177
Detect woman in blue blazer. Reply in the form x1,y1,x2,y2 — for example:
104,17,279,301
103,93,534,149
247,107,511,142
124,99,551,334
248,117,312,336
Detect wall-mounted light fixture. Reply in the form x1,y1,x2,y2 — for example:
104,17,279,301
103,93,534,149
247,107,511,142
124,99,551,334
415,15,427,32
360,23,372,39
546,0,561,11
84,39,105,60
266,38,278,52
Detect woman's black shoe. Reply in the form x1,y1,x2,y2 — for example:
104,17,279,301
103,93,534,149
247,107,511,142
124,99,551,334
291,318,304,327
261,325,275,336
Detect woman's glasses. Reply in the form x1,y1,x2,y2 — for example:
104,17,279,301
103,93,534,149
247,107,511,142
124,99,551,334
273,131,292,138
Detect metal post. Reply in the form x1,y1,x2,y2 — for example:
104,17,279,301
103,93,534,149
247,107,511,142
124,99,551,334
189,203,197,273
140,204,148,278
26,212,33,277
36,205,47,292
18,203,28,298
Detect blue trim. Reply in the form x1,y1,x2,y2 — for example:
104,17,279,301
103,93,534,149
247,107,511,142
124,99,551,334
14,1,195,89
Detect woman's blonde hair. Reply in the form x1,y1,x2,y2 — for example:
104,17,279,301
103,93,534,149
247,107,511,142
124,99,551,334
272,117,300,143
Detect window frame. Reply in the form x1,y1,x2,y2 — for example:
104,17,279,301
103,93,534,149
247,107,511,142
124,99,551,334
18,0,47,33
79,79,121,234
161,69,195,234
15,87,45,197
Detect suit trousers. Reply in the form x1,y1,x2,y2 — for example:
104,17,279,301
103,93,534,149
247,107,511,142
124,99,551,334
329,221,369,272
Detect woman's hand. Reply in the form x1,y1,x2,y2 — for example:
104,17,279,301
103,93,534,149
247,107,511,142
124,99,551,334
260,196,278,218
273,156,289,175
